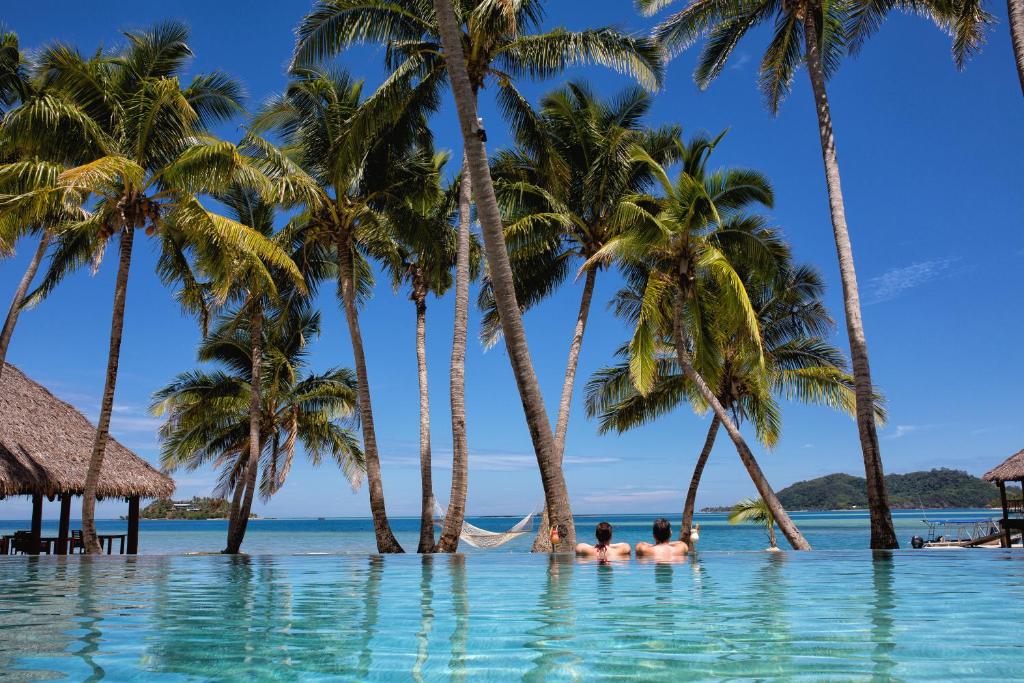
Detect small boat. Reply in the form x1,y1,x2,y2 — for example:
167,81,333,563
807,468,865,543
910,518,1003,549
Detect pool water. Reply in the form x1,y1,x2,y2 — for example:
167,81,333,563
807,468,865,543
1,551,1022,680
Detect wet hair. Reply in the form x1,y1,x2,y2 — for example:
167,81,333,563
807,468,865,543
652,518,672,543
595,522,613,547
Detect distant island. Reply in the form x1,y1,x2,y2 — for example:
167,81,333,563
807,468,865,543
140,497,257,520
703,468,1015,512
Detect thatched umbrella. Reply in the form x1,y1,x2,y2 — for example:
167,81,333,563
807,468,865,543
0,363,174,554
982,449,1024,548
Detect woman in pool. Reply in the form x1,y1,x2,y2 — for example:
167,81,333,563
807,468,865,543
575,522,631,561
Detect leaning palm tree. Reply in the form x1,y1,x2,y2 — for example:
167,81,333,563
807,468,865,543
4,23,300,553
293,0,664,553
0,29,95,381
638,0,902,548
250,65,437,553
484,81,679,550
588,263,886,541
153,304,364,552
429,0,577,548
588,132,812,549
379,149,464,552
729,498,778,550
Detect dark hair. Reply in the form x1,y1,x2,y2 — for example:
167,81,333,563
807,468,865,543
595,522,613,546
653,518,672,543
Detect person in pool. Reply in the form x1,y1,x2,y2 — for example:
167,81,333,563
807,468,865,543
636,518,689,560
575,521,631,561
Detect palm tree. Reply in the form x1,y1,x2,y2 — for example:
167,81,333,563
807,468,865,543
250,66,437,553
484,81,679,550
3,23,300,553
0,29,93,381
294,0,663,552
637,0,902,548
379,149,467,552
588,132,812,549
430,0,574,549
729,498,778,549
153,303,364,552
588,263,886,541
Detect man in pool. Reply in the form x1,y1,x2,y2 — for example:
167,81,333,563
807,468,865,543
636,518,689,560
575,521,631,561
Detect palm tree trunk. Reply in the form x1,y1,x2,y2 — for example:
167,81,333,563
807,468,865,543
531,267,598,552
0,231,49,381
432,0,575,550
414,288,435,553
681,415,721,541
224,302,263,554
337,233,403,553
81,228,134,554
803,8,898,549
225,466,247,542
436,155,472,553
1009,0,1024,95
671,297,811,550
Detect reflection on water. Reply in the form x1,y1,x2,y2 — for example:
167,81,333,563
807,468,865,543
1,552,1023,680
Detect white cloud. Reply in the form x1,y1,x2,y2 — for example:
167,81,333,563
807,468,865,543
729,52,751,70
866,257,959,304
580,488,680,505
885,424,935,440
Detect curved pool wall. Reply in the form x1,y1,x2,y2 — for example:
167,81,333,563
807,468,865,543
1,551,1022,680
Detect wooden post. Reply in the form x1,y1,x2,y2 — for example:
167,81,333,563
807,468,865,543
999,481,1010,548
127,496,139,555
57,495,71,555
30,493,43,555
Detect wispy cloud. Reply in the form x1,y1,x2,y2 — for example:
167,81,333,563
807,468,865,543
885,424,935,440
729,52,751,70
865,257,960,304
389,450,619,472
580,487,680,505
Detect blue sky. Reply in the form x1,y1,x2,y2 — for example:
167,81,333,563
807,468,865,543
2,1,1022,520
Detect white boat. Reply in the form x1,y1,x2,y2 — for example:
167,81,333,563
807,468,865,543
910,518,1004,549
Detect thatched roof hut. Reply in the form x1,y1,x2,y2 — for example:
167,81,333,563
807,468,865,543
0,363,174,499
982,449,1024,483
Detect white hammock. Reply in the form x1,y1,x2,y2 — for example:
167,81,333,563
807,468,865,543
433,501,538,549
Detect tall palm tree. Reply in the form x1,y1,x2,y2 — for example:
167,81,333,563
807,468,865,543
153,304,364,552
0,29,93,381
588,263,886,541
3,23,300,553
294,0,663,552
637,0,902,548
250,66,437,553
589,132,812,549
483,81,679,550
430,0,576,549
379,150,468,552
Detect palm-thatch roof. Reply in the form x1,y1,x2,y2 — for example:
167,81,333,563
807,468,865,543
0,363,174,499
982,449,1024,483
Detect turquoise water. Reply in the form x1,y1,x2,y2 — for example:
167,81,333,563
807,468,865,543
1,551,1023,680
0,509,1003,554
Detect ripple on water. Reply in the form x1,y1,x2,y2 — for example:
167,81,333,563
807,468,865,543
0,551,1023,681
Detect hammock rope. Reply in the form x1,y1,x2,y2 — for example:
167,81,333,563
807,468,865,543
433,500,538,549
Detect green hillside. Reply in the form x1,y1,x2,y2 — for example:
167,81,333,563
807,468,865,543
141,497,255,520
775,468,1007,510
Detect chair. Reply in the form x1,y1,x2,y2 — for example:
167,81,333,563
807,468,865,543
11,531,45,555
70,530,84,554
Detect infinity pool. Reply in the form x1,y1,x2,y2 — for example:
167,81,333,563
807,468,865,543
1,551,1022,680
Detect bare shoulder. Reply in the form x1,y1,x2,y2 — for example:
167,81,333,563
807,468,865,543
610,543,632,556
669,541,690,555
635,542,652,555
575,543,596,556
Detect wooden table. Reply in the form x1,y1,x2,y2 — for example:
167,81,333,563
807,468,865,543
98,533,127,555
